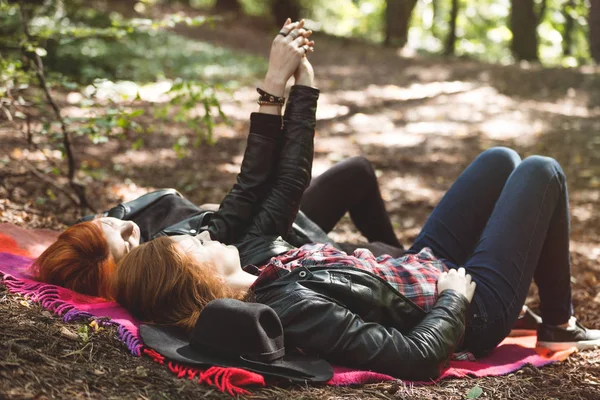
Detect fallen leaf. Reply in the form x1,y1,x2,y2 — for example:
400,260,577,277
89,320,102,333
19,300,30,308
60,327,79,342
467,385,483,399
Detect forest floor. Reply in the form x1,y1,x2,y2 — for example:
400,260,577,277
1,4,600,399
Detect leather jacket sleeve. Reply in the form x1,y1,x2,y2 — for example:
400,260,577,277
77,189,182,223
207,113,283,244
277,289,469,381
243,85,320,239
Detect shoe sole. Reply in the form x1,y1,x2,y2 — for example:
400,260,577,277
537,339,600,351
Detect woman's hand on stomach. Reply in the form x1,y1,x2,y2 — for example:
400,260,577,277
437,267,476,303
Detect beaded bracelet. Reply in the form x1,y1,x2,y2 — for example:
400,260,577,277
257,87,285,106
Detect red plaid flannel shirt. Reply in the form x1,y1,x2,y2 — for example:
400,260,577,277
245,243,448,312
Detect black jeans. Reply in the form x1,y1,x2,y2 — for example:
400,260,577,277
408,147,573,356
300,156,404,257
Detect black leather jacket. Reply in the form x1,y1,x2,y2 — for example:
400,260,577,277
90,85,470,380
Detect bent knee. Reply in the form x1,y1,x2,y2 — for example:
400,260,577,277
477,147,521,171
519,155,566,186
344,156,376,180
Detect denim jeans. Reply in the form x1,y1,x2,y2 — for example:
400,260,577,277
407,147,573,356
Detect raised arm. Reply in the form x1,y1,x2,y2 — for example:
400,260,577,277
208,19,314,244
243,83,318,240
239,51,318,240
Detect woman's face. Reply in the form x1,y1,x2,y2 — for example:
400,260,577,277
99,217,140,262
171,231,241,278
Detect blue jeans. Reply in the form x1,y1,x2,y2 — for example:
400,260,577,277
407,147,573,356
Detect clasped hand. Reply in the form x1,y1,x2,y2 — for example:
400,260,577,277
265,18,315,89
437,267,477,303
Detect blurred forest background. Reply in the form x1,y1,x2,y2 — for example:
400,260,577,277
1,0,599,213
1,1,600,399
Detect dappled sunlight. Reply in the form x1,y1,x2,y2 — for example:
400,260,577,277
312,158,335,177
217,162,241,174
524,98,599,118
571,241,600,264
403,64,453,82
572,203,595,223
320,65,372,78
357,130,425,147
220,87,259,120
396,86,548,143
8,147,61,163
323,81,474,108
109,181,154,203
347,113,395,132
314,136,362,159
479,116,544,142
316,103,350,120
404,121,468,137
383,175,445,203
573,189,600,203
217,156,243,174
61,105,96,119
84,80,173,103
112,148,178,167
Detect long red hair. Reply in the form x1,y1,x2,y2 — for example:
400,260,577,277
31,220,115,299
113,236,247,331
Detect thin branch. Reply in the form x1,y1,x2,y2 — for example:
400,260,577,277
10,155,81,207
17,4,94,213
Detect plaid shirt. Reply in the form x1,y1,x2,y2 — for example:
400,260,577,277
245,243,448,312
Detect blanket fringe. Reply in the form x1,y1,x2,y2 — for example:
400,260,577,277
1,273,143,356
143,348,265,396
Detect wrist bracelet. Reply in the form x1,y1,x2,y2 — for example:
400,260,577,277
257,87,285,106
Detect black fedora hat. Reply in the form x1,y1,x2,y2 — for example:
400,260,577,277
140,298,333,383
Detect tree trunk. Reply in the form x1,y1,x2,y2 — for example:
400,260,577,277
444,0,459,55
562,0,575,57
591,0,600,63
213,0,241,13
431,0,439,39
271,0,301,27
509,0,539,61
384,0,418,47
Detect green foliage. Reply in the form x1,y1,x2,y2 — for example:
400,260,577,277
77,324,89,343
466,385,483,399
50,30,266,84
0,0,252,211
156,79,229,153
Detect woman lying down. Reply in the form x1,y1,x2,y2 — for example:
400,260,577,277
36,19,600,381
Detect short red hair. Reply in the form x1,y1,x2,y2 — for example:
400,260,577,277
31,220,115,299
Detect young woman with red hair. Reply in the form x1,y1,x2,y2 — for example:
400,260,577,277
32,19,403,299
32,220,122,298
114,24,600,381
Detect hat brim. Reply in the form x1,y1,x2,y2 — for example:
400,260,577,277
140,324,333,383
